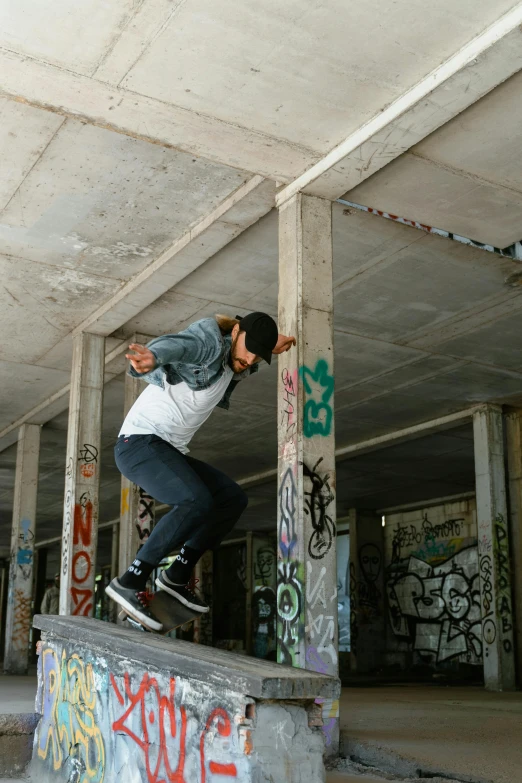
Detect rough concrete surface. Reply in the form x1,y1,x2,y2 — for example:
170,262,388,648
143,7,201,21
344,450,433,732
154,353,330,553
340,685,522,783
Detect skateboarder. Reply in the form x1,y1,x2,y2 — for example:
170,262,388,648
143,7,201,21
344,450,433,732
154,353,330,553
106,312,295,631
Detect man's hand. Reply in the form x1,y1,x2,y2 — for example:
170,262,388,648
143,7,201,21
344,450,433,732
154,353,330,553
272,334,297,355
126,343,156,374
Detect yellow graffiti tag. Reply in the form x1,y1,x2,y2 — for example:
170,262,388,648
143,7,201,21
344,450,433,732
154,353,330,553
37,648,105,783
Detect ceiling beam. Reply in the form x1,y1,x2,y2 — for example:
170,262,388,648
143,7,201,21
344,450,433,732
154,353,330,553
0,48,317,183
276,4,522,206
0,339,129,453
0,177,275,452
73,175,275,336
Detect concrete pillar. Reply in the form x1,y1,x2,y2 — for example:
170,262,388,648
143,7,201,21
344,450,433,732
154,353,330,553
4,423,41,674
118,345,155,580
348,510,385,673
505,408,522,683
60,333,105,617
193,550,214,646
277,193,339,751
473,404,515,690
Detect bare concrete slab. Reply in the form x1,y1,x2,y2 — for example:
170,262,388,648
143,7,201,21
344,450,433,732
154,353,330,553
340,685,522,783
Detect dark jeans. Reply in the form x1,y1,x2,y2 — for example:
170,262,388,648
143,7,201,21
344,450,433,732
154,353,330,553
114,434,248,567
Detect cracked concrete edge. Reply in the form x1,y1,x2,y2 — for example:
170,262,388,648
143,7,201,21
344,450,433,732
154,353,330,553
0,714,38,736
339,738,493,783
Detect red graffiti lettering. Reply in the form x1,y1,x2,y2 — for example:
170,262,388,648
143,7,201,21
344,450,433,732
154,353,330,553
111,673,237,782
111,672,187,783
200,708,237,782
73,501,93,546
71,587,93,616
72,551,92,584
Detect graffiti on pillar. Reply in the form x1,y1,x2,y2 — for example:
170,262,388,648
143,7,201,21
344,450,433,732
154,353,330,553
78,443,98,479
280,368,298,439
278,468,297,558
71,491,94,616
277,467,304,665
303,458,336,560
357,544,383,625
15,518,34,579
253,540,277,659
37,647,105,782
386,548,482,664
277,560,304,666
62,487,73,580
494,514,514,655
305,559,337,667
300,359,334,438
10,588,32,652
137,488,155,543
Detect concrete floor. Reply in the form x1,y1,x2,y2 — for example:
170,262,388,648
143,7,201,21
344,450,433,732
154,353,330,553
2,677,522,782
340,685,522,783
0,676,36,714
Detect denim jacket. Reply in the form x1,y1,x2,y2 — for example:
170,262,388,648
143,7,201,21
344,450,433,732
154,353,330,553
129,317,258,410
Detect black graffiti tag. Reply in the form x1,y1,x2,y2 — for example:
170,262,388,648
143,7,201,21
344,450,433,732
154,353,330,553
78,444,98,464
303,458,336,560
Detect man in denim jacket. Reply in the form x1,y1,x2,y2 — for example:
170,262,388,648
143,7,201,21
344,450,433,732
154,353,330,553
106,312,295,631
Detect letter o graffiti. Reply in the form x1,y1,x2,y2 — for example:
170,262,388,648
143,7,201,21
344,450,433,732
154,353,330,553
277,583,300,624
483,618,497,645
72,551,92,584
503,639,513,653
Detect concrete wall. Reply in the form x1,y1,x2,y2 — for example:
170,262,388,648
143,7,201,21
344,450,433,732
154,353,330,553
384,499,481,669
31,622,330,783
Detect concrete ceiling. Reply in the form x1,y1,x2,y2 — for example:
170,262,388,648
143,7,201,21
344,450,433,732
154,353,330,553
346,70,522,248
1,0,522,575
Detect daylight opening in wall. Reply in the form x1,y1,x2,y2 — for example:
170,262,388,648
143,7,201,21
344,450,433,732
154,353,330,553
382,515,386,527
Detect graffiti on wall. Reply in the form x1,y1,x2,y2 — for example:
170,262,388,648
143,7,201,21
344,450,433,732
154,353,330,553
36,644,245,783
300,359,334,438
357,543,382,626
387,547,482,664
253,541,277,660
391,514,465,565
111,671,238,783
277,467,304,666
38,648,105,782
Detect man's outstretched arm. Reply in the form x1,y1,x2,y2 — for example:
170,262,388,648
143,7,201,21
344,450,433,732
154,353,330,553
272,333,297,355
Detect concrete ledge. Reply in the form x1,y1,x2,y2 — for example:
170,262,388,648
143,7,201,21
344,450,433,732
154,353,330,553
31,615,340,783
0,714,38,778
33,614,339,700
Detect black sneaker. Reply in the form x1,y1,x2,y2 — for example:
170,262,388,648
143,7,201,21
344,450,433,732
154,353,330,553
156,572,209,613
106,578,163,632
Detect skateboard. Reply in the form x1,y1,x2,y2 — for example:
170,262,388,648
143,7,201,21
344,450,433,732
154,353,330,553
119,590,201,635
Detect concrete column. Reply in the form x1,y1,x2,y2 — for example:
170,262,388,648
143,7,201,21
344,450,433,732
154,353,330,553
277,193,339,751
505,408,522,683
4,423,41,674
60,333,105,617
473,404,515,690
348,511,385,673
118,343,155,579
193,550,213,645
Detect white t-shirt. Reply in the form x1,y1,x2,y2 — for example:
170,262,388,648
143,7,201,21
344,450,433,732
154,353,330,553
119,367,234,453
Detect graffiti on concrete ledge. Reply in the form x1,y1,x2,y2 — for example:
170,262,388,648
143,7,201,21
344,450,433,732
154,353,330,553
38,648,105,783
